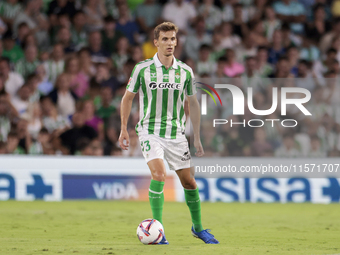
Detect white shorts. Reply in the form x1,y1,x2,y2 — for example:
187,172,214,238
138,134,192,171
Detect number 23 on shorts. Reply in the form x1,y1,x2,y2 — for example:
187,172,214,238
141,140,151,152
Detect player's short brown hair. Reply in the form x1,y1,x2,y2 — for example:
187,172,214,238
154,22,178,40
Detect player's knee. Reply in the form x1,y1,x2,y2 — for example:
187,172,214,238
152,171,166,182
181,178,196,189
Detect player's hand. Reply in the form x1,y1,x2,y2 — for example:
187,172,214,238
118,129,130,150
194,139,204,157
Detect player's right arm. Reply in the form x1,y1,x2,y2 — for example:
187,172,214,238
119,90,136,150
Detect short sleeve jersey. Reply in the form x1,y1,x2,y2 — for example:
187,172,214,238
127,53,196,139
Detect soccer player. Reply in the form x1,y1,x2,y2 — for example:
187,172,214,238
118,22,219,244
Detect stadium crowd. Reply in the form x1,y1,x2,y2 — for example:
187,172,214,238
0,0,339,157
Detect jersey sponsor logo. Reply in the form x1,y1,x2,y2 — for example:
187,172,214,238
181,151,191,161
149,82,182,90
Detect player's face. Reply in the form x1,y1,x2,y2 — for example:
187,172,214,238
154,31,177,57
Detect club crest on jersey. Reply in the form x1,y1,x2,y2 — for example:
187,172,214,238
175,73,180,79
149,82,182,90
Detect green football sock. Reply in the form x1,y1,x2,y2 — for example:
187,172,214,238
149,179,165,225
184,188,204,232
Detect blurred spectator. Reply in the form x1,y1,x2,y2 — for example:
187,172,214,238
256,46,273,77
220,22,241,50
223,1,251,23
91,138,103,156
268,56,292,78
306,135,326,157
6,130,25,154
142,30,157,59
101,16,123,54
313,48,337,79
162,0,196,33
40,96,70,134
305,4,332,44
13,0,49,48
241,56,264,93
96,84,115,116
319,18,340,54
15,45,39,79
295,60,316,92
44,43,65,84
2,30,24,63
300,36,320,62
82,100,104,140
65,56,89,98
88,31,110,63
95,63,120,92
28,127,50,155
83,0,106,31
135,0,162,32
263,5,281,42
26,102,41,139
212,56,227,80
0,93,14,142
231,3,249,38
249,21,268,47
16,22,30,46
0,0,22,27
284,46,298,76
48,0,76,25
59,111,97,154
70,11,88,51
131,45,144,63
184,17,211,61
0,57,24,97
268,29,285,65
198,0,222,32
116,3,139,45
36,64,54,95
224,48,244,77
251,128,273,156
322,70,340,105
48,73,77,117
273,0,306,34
78,47,96,77
11,83,31,115
75,137,93,155
112,36,129,72
281,22,302,47
56,26,76,54
235,33,258,62
196,44,216,76
275,133,301,157
225,127,246,156
0,141,6,153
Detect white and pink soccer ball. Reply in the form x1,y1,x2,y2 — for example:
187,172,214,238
136,219,164,244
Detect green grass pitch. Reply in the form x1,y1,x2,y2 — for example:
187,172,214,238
0,201,339,255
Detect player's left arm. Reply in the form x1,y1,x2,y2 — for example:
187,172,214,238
185,68,204,156
187,95,204,157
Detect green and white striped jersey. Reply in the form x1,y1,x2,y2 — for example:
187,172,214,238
127,53,196,139
0,2,21,19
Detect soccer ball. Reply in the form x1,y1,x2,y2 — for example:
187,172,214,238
136,219,164,244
